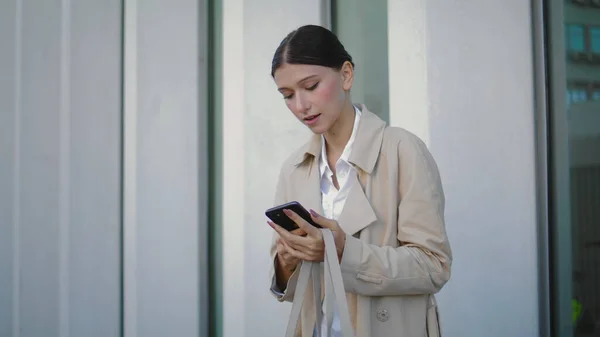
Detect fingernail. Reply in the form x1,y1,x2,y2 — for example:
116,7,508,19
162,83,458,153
310,209,318,217
283,209,291,215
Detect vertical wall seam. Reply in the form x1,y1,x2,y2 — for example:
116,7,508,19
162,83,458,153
123,0,138,336
119,0,126,336
59,0,71,336
198,0,210,335
12,0,22,336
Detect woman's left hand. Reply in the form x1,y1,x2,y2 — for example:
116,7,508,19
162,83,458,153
268,209,347,262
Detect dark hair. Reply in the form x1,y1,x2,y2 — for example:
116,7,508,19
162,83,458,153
271,25,354,77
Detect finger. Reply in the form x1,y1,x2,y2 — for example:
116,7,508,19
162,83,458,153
270,220,315,252
290,228,307,237
277,240,293,259
278,240,296,259
283,242,314,261
276,236,291,246
281,251,297,265
276,242,286,255
277,250,297,270
309,209,339,230
281,234,323,262
268,221,312,247
269,221,292,241
283,209,320,237
281,234,308,252
275,215,324,253
278,250,292,264
281,238,297,253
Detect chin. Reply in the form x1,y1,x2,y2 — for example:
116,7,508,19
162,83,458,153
307,124,329,135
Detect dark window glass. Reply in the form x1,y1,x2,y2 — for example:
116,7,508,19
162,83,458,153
566,24,586,52
590,27,600,53
549,3,600,337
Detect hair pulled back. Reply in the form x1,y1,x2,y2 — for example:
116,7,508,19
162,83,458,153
271,25,354,77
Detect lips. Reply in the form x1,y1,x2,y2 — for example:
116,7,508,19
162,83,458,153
303,114,321,121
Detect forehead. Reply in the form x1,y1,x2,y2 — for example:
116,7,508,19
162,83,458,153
273,63,334,88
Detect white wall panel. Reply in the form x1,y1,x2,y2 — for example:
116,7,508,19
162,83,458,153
0,1,123,336
221,1,322,336
388,1,540,336
123,0,209,336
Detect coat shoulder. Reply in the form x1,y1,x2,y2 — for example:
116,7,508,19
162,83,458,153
381,126,429,152
277,139,313,175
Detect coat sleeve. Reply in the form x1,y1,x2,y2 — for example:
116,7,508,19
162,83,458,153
268,167,301,302
339,133,452,297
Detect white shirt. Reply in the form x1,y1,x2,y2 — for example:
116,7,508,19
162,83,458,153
315,105,361,336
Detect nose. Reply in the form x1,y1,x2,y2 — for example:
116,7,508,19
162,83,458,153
294,92,310,114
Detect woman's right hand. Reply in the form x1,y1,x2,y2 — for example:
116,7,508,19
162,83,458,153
273,227,305,290
276,236,301,271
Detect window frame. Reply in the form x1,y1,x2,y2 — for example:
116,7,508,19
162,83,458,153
532,0,552,335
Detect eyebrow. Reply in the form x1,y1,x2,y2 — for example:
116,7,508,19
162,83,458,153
277,74,319,92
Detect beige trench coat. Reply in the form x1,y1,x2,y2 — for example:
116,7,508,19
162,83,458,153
269,104,452,337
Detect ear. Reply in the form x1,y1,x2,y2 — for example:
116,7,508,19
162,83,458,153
340,61,354,91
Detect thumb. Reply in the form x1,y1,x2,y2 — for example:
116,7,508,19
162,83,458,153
309,209,338,229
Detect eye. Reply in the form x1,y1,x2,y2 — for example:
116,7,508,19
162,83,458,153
306,82,319,91
283,93,294,100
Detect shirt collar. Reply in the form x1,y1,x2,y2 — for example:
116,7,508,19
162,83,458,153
292,103,387,174
319,105,362,178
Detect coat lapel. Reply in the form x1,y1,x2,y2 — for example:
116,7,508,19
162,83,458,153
290,104,387,235
295,158,324,216
336,105,386,236
336,171,378,236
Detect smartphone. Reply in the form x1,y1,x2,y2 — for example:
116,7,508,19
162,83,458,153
265,201,322,231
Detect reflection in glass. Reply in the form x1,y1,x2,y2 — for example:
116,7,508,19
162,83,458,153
590,27,600,53
332,0,389,122
559,2,600,336
566,24,586,52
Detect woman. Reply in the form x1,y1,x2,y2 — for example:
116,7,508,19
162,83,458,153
267,25,452,337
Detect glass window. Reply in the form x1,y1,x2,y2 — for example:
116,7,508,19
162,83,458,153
549,4,600,337
569,88,588,104
590,27,600,54
332,0,389,122
566,24,586,52
567,82,591,106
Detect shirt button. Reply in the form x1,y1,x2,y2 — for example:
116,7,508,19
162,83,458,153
376,309,389,322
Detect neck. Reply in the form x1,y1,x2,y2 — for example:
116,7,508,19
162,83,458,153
323,101,355,154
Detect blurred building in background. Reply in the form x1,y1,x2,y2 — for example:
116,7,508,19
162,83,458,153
0,0,598,336
562,2,600,335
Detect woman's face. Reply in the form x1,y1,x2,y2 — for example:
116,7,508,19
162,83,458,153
273,62,353,134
